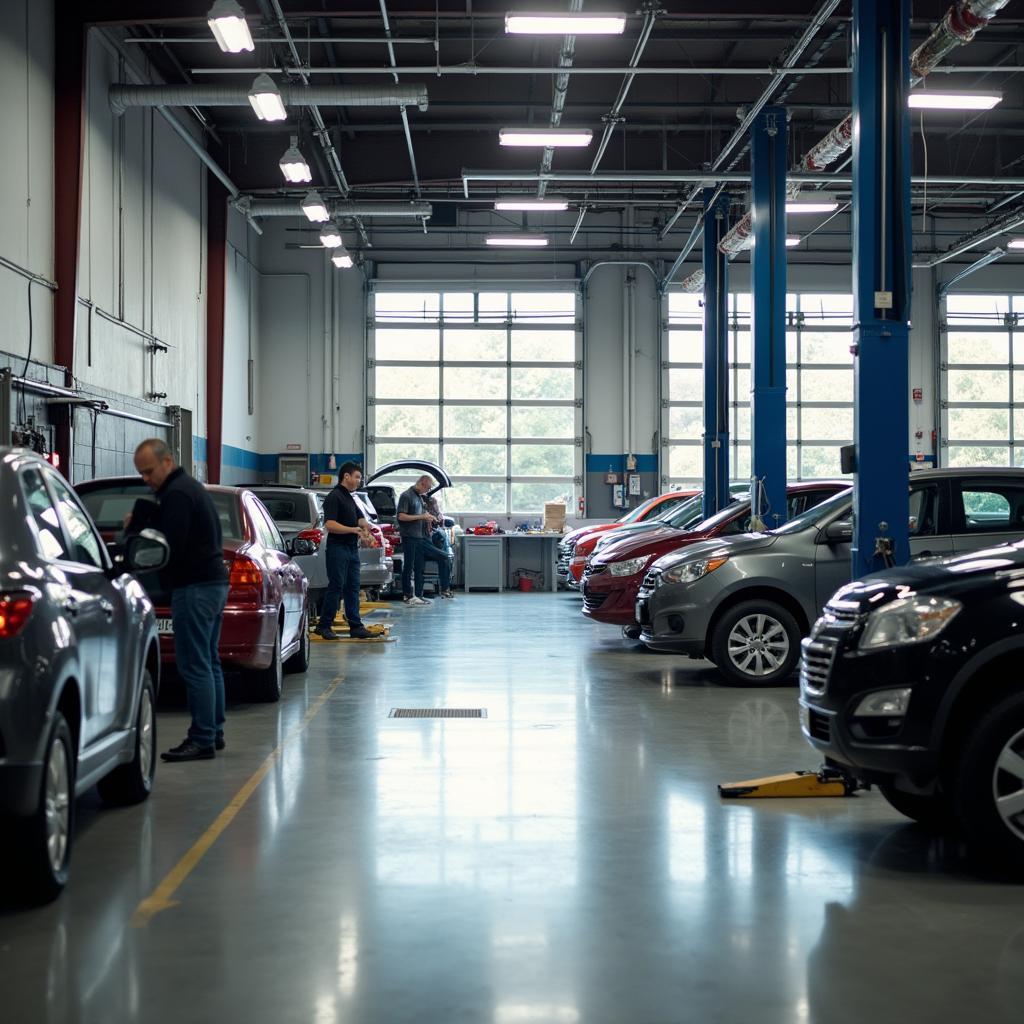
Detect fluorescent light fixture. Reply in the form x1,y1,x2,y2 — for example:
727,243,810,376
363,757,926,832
786,236,801,247
279,137,311,183
909,90,1002,111
247,73,287,122
208,0,254,53
485,235,550,247
319,221,343,248
494,198,569,211
301,190,330,222
505,12,627,35
1008,239,1024,250
499,128,593,148
786,195,839,214
331,249,354,268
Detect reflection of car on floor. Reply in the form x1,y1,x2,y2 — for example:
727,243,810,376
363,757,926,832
76,478,312,702
800,538,1024,870
0,449,169,902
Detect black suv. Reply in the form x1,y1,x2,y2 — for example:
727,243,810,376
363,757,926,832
799,540,1024,867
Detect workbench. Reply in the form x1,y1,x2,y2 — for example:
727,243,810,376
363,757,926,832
460,533,562,592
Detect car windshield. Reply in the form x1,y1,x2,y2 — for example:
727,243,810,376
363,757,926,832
666,493,743,530
209,492,244,542
691,500,751,534
79,483,154,529
770,488,852,535
255,492,313,524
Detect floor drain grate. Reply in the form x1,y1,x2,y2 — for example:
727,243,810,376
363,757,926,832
389,708,488,719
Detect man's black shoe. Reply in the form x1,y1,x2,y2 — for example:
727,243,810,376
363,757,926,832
161,739,215,762
317,628,342,640
215,733,225,751
349,626,374,639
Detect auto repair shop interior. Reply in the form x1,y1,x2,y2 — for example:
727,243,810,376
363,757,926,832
2,1,1024,1022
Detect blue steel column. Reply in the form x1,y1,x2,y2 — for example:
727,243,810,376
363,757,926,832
851,0,912,573
702,188,731,519
750,106,788,527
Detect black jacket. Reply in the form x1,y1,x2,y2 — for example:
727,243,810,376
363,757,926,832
154,468,228,591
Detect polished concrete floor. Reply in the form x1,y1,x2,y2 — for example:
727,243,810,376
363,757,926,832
2,592,1023,1023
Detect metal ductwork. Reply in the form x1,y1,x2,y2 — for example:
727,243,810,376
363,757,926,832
239,199,433,219
110,83,429,115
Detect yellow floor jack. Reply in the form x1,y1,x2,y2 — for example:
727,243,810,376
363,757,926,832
718,764,864,799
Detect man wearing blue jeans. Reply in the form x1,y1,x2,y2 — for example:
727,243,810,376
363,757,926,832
133,439,229,763
398,476,436,605
317,462,375,640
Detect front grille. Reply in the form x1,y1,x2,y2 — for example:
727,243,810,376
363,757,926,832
808,709,831,743
824,600,863,630
584,563,607,579
641,570,659,590
799,635,839,697
583,591,609,611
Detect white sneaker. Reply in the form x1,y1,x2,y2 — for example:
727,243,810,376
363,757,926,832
409,596,431,606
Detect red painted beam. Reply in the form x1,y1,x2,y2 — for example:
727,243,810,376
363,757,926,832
205,175,229,484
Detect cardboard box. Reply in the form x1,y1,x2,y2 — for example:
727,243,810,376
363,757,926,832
543,501,567,533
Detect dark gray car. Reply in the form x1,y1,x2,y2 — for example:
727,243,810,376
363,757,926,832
0,449,168,902
636,468,1024,686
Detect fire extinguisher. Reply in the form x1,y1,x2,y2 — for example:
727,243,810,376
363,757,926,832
578,495,585,516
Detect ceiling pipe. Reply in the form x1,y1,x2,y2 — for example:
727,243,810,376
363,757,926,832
915,204,1024,268
536,0,583,199
240,200,433,218
109,83,429,115
190,63,852,77
379,0,424,212
936,247,1006,298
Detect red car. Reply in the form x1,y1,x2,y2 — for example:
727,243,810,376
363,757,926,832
76,479,310,702
581,481,848,631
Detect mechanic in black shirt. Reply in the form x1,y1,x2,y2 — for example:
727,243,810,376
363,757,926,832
316,461,375,640
132,438,229,763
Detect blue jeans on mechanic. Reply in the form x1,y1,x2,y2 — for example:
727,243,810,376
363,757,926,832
318,544,362,631
422,535,452,592
401,535,427,598
171,581,229,748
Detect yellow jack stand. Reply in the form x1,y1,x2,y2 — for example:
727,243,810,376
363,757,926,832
718,766,861,799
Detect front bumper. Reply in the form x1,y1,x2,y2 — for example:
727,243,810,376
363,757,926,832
635,577,713,655
580,572,644,625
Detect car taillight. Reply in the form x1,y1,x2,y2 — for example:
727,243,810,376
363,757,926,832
0,592,36,639
298,527,324,547
228,555,264,608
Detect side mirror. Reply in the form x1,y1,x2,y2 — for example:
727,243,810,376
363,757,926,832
125,529,170,571
822,520,853,544
287,537,317,557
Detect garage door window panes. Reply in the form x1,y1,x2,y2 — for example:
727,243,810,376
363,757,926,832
942,294,1024,468
370,290,580,513
663,291,854,488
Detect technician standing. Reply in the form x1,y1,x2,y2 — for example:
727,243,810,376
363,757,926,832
317,461,375,640
132,438,229,763
398,475,436,605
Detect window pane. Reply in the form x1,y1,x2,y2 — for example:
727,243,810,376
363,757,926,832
444,366,507,400
375,328,439,361
946,294,1010,325
511,367,574,401
443,292,474,320
49,475,103,568
734,405,751,441
801,406,853,441
444,444,506,475
669,368,703,401
511,406,575,438
734,368,750,400
948,332,1009,364
669,405,702,440
786,331,798,364
478,292,508,321
959,485,1024,531
511,444,574,476
511,329,575,362
667,292,703,325
374,442,439,465
668,330,701,363
374,292,440,322
447,481,506,513
1016,409,1024,441
1015,334,1024,366
798,293,854,325
788,446,799,478
375,405,438,438
802,369,853,403
731,332,751,365
511,481,573,513
947,369,1009,403
444,405,507,437
510,292,575,323
375,366,438,400
947,445,1010,468
668,445,702,478
732,443,750,480
801,330,853,364
801,446,845,479
948,406,1010,441
20,468,68,560
444,328,506,361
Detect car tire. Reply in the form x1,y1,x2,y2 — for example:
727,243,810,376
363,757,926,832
953,692,1024,871
878,781,954,832
710,600,801,686
14,713,75,903
250,626,284,703
285,607,311,674
98,671,157,806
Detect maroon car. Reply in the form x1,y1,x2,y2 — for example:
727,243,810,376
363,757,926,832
582,481,848,632
76,478,311,702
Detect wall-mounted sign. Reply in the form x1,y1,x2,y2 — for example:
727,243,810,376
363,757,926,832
285,443,302,451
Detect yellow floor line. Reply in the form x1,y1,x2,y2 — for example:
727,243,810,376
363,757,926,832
131,673,346,928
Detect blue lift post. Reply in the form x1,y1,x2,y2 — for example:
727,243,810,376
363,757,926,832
750,106,788,528
702,187,732,520
851,0,912,574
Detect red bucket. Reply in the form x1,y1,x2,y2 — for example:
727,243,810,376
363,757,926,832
517,577,534,592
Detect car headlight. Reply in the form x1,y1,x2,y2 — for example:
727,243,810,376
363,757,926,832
608,556,648,577
658,556,728,586
858,595,962,650
854,688,912,717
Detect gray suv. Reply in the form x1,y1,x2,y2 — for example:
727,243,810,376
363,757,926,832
0,449,169,902
636,468,1024,686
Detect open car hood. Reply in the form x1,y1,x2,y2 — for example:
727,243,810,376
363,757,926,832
365,460,452,497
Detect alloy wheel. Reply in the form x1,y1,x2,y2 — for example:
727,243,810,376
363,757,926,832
138,689,155,785
45,738,71,875
727,613,790,677
993,726,1024,841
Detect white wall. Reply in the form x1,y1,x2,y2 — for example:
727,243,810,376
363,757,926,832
223,207,260,457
